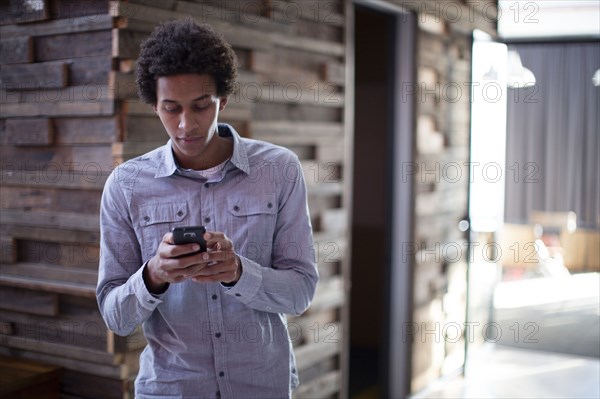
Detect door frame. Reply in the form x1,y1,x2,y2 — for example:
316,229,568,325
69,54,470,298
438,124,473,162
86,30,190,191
344,1,417,397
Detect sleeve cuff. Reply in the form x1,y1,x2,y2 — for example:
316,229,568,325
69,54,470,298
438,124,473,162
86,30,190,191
133,261,166,310
222,255,263,301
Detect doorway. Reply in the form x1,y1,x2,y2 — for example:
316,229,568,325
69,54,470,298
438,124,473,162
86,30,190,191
349,4,394,396
349,3,415,398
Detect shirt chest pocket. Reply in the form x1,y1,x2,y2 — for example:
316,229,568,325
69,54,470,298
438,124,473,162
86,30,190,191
138,202,188,260
227,194,277,261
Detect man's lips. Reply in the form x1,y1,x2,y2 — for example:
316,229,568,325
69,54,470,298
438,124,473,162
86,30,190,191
178,136,203,143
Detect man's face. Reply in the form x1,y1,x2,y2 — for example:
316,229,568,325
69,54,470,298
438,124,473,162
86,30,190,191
154,73,228,169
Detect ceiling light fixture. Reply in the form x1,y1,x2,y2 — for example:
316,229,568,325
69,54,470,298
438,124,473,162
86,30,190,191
507,50,536,88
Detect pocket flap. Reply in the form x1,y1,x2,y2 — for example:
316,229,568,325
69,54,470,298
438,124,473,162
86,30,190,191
227,194,277,216
139,202,188,226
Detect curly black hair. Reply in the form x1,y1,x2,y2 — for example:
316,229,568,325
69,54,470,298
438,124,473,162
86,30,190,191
136,18,238,104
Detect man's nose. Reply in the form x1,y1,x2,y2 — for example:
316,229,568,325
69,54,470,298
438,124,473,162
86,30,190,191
178,112,198,132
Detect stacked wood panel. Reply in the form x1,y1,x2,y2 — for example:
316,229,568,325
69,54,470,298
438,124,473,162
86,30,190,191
1,0,347,397
0,1,140,398
395,0,497,392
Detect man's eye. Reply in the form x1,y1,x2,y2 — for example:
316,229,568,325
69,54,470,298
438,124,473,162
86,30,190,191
164,106,179,113
193,104,210,111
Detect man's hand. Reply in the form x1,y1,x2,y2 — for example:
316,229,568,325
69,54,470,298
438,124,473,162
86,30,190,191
190,231,241,285
143,231,241,294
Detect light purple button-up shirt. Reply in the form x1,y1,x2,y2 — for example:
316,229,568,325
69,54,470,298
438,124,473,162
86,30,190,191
97,124,318,398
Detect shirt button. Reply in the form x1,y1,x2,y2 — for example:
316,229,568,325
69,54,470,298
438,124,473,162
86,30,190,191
148,299,156,304
267,202,273,208
219,371,225,377
235,293,241,297
204,182,210,188
176,210,183,217
204,217,211,223
212,294,218,300
215,332,221,338
143,216,150,222
233,205,240,212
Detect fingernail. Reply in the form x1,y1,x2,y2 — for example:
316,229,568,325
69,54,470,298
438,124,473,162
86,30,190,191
203,253,209,260
192,244,200,251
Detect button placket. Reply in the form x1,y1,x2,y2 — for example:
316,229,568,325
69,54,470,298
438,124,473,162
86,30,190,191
202,181,230,393
207,285,232,398
202,180,214,230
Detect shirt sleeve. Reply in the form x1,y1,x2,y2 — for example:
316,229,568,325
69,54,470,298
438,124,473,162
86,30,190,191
96,170,163,336
224,154,319,316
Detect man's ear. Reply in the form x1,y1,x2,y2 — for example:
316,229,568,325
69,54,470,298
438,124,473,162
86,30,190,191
152,104,158,113
219,97,228,111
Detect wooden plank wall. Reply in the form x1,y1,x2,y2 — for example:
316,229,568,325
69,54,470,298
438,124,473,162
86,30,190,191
0,1,139,398
392,0,497,393
1,0,347,398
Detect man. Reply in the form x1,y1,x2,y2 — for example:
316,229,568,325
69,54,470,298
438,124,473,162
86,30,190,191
97,19,318,398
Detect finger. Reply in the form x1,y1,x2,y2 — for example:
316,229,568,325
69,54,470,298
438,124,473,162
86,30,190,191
192,270,237,284
162,258,213,282
191,254,239,283
204,232,234,251
163,232,175,245
150,245,209,285
156,257,185,273
152,260,186,283
159,253,207,274
176,253,213,272
189,255,237,277
169,243,202,259
192,266,225,277
199,250,237,265
169,274,187,283
182,248,237,270
159,243,195,259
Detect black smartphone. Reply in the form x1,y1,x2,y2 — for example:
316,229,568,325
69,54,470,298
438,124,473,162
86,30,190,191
172,226,207,253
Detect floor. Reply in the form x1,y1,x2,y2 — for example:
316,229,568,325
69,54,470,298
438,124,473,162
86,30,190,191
414,344,600,399
492,272,600,357
416,272,600,399
352,272,600,399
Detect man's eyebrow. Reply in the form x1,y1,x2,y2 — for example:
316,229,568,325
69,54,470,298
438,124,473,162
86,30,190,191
160,94,213,103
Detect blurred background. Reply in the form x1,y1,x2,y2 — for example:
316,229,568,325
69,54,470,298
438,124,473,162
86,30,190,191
0,1,598,398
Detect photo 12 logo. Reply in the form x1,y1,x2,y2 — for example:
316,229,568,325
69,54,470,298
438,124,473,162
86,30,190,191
401,162,540,185
403,321,539,344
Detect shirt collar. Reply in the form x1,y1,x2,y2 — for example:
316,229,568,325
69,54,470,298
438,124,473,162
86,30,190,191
218,123,250,175
154,123,250,178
